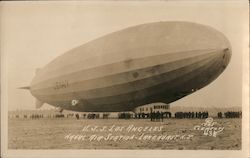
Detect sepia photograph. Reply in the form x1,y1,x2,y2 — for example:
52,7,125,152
1,1,249,158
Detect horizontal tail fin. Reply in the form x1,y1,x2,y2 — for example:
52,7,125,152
19,86,44,109
19,86,30,90
36,99,44,109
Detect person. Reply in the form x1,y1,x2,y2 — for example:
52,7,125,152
161,112,164,122
75,113,79,119
217,112,222,118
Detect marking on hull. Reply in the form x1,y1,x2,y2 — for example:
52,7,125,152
71,99,79,106
132,72,139,78
124,58,133,68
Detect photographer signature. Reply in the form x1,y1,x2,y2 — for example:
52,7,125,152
193,117,224,137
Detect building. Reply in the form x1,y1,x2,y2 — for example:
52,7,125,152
133,103,170,114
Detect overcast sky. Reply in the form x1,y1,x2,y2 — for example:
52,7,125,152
1,1,248,111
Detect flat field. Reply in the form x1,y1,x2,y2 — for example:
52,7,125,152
8,118,241,150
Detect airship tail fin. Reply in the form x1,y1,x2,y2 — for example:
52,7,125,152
19,86,30,90
36,99,44,109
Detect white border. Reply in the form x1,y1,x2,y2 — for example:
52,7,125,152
1,1,249,158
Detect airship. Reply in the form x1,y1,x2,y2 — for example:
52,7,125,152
22,21,231,112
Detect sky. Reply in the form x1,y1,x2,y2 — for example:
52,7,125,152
1,1,248,111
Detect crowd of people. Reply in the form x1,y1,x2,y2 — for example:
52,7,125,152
118,112,133,119
218,111,242,118
132,112,172,121
9,111,242,120
174,111,209,119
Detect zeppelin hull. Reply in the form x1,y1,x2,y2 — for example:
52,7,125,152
30,21,231,112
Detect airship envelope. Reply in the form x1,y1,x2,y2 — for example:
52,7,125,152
26,21,231,112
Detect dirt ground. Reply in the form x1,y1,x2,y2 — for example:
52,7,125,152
8,118,241,150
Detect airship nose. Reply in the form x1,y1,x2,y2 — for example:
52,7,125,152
222,47,231,69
